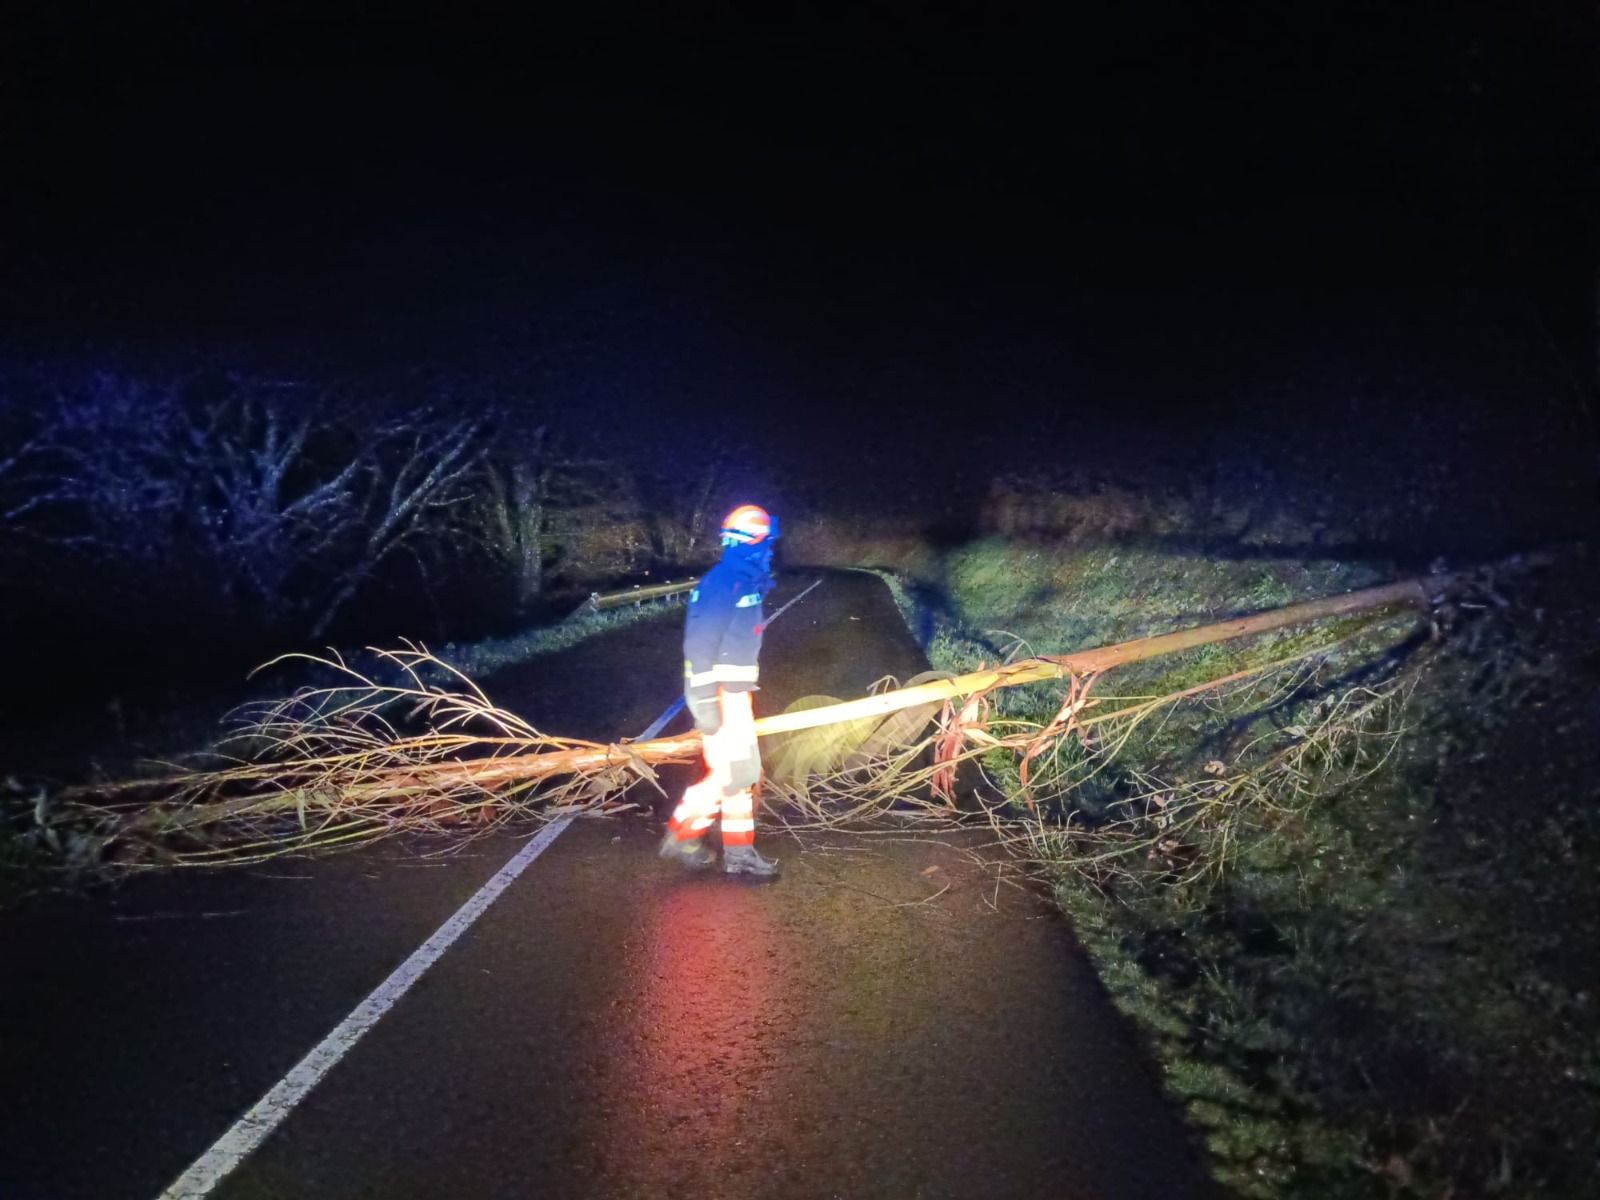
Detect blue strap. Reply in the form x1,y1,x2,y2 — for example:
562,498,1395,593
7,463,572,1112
636,696,686,740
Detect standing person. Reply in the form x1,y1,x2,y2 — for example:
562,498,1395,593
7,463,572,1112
659,504,781,878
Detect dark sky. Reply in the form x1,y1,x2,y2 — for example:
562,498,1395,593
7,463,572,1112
1,2,1593,458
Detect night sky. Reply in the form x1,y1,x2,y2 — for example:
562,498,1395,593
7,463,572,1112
2,3,1594,493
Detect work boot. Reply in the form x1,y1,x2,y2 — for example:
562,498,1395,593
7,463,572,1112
658,830,716,870
722,844,780,879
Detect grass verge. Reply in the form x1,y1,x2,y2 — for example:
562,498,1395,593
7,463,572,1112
879,536,1599,1198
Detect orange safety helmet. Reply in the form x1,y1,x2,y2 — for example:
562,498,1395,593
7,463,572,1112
720,504,777,545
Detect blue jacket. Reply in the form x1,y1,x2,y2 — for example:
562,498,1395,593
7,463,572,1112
683,541,775,701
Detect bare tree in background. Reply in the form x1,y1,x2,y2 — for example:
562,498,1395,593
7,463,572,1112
307,406,485,638
477,423,552,616
0,407,66,536
0,368,486,639
641,454,723,567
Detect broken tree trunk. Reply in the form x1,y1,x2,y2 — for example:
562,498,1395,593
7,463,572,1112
66,573,1443,864
747,574,1434,739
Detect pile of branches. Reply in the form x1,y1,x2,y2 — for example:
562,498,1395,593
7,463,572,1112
771,628,1424,890
50,646,686,868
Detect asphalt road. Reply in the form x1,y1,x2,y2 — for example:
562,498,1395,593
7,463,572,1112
0,572,1209,1199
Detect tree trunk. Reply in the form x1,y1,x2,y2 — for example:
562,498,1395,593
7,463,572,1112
162,573,1447,817
509,458,546,614
70,569,1474,864
748,575,1434,739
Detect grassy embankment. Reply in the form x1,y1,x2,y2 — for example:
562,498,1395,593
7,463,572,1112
793,494,1599,1198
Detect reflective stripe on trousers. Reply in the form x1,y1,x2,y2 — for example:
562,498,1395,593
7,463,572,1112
685,662,760,689
669,689,760,847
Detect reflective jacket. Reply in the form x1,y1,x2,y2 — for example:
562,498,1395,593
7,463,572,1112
683,542,775,702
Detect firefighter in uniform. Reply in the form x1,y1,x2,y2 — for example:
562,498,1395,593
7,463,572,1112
659,504,781,877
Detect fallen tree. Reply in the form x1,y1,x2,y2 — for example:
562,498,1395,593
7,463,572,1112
44,572,1456,868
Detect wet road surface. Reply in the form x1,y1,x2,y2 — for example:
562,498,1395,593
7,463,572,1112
0,572,1210,1198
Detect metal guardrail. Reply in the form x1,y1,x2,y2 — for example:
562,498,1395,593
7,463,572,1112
568,578,697,619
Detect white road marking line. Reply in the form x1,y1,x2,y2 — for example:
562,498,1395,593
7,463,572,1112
158,817,575,1199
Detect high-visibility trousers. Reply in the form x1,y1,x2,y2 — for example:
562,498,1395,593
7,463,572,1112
668,688,760,847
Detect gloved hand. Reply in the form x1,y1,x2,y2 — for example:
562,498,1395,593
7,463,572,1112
687,692,722,735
